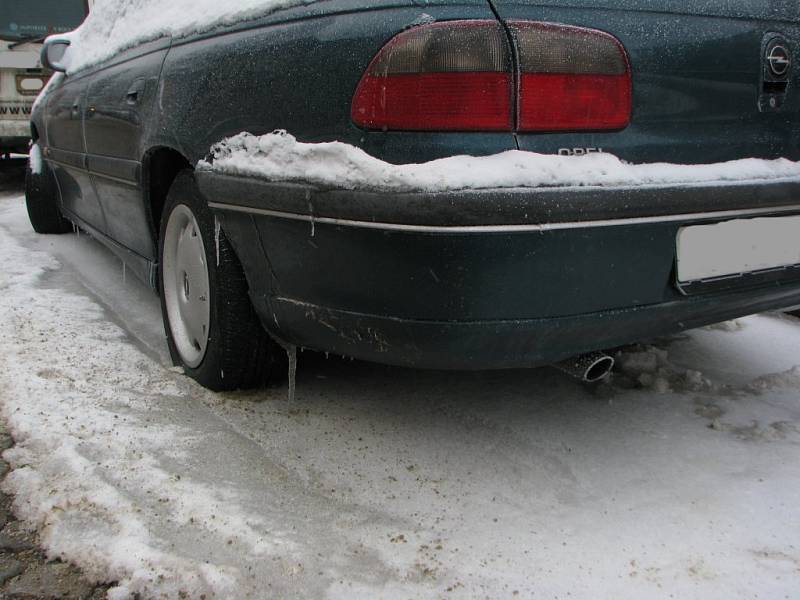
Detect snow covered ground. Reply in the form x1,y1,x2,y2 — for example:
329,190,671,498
0,190,799,599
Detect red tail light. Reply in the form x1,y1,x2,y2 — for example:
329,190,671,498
352,20,631,133
351,21,513,131
511,21,631,131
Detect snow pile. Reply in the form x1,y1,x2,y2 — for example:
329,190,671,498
54,0,315,74
703,319,746,333
746,365,800,394
613,344,717,394
28,143,42,175
201,130,800,192
707,417,797,442
0,221,289,598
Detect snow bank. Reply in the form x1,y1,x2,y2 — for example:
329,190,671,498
56,0,315,74
201,131,800,193
614,344,716,394
0,219,287,598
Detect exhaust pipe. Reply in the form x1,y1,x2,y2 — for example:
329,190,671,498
554,351,615,383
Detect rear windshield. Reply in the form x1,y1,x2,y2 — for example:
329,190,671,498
0,1,88,41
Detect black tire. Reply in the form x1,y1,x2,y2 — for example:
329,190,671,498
158,170,285,391
25,158,72,234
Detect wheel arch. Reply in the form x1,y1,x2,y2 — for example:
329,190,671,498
142,146,192,247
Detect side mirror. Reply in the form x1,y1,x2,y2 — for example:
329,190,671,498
41,38,71,73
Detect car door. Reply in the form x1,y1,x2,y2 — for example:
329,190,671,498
44,72,106,231
83,38,169,260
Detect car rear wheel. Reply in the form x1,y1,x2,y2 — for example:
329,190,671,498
158,170,285,390
25,160,72,234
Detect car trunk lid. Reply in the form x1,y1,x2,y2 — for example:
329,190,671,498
489,1,800,163
491,1,799,23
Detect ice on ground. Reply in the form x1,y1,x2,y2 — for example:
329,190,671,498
0,212,290,597
200,130,800,193
2,194,800,600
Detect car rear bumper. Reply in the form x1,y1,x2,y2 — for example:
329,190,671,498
198,171,800,368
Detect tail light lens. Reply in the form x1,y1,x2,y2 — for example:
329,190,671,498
511,21,631,131
352,20,631,133
351,21,513,131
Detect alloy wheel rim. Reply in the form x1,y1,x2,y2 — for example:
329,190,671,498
163,204,210,368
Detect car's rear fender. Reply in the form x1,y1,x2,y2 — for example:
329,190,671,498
153,0,800,168
153,0,517,165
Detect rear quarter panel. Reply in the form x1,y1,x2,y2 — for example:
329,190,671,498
153,0,517,165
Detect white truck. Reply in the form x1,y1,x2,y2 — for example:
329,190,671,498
1,1,89,157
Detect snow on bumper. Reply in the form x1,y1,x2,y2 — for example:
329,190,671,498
199,130,800,192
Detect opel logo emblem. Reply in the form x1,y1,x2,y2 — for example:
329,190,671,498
767,44,791,77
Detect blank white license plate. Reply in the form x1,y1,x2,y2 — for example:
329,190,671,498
676,215,800,283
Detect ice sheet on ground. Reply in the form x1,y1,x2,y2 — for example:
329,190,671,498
1,195,800,599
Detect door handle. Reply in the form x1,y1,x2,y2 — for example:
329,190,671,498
71,102,79,118
126,79,147,105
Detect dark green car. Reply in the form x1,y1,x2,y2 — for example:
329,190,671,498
26,1,800,389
